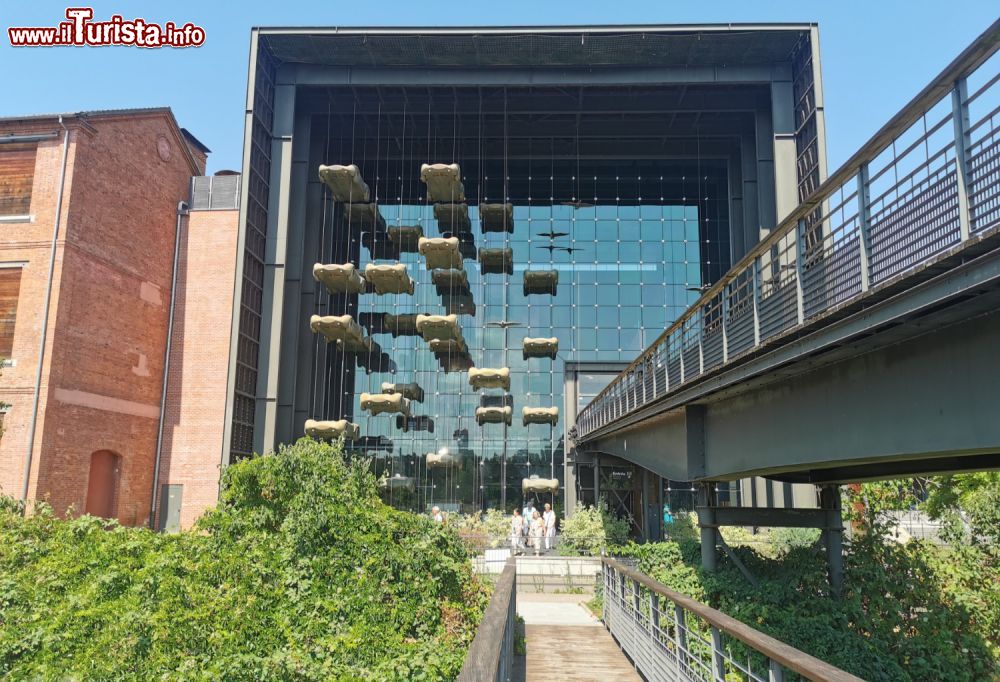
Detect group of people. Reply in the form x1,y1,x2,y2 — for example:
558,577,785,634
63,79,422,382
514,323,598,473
510,499,556,555
427,501,557,556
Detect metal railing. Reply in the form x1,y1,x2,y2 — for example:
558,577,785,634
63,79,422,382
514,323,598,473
460,532,613,556
577,21,1000,441
457,558,516,682
602,558,863,682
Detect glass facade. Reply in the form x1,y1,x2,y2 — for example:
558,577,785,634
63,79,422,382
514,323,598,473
307,86,734,514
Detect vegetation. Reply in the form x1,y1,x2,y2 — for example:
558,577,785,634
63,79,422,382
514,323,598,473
558,501,630,555
614,476,1000,681
0,438,489,680
450,508,510,550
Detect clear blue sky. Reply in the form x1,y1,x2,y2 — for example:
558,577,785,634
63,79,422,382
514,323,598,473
1,1,996,174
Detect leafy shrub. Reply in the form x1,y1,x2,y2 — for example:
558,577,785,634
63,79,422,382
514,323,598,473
450,508,509,549
559,502,630,555
922,472,1000,548
617,522,999,680
662,510,699,543
0,438,489,680
768,526,821,554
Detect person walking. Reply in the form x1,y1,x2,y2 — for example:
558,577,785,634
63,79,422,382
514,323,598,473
529,510,545,556
522,499,536,544
510,508,525,554
542,502,556,551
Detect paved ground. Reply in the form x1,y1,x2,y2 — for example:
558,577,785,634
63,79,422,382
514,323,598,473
514,594,641,682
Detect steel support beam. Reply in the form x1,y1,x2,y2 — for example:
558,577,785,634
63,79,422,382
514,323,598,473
291,63,782,88
254,82,297,455
582,287,1000,483
770,76,799,222
951,77,972,241
704,506,830,528
820,485,844,595
696,482,717,572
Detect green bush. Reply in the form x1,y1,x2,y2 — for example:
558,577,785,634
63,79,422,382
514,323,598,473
617,525,999,681
558,502,630,555
0,438,489,680
450,508,509,549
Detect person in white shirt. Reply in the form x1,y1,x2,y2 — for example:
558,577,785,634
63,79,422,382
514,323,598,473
522,499,536,540
529,510,545,556
542,503,556,550
510,508,525,554
431,506,443,523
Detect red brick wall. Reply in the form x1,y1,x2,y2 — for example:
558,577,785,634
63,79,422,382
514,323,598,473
0,123,78,502
0,113,197,525
157,208,239,528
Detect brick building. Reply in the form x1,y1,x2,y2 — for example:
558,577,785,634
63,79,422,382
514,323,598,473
0,109,237,528
156,175,240,530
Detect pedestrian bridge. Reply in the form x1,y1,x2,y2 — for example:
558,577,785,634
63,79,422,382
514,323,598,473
458,558,863,682
574,22,1000,487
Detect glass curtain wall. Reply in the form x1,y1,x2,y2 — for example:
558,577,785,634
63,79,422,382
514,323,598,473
311,86,731,515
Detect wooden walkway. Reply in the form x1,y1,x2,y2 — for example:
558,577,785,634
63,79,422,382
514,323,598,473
516,594,641,682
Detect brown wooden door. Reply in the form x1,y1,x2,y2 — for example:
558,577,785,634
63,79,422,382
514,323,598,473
85,450,121,519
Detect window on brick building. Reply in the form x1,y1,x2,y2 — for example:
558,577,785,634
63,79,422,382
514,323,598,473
0,142,37,216
0,266,23,359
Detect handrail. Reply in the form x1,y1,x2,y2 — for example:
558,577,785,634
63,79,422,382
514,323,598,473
602,557,865,682
577,19,1000,439
457,557,516,682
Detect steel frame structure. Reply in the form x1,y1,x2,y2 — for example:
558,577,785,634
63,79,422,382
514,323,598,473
576,22,1000,479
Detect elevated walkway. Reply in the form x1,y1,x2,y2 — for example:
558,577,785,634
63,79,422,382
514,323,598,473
517,593,640,682
460,558,862,682
575,22,1000,485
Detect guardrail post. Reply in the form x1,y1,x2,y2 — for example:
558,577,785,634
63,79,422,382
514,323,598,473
856,164,873,292
794,219,806,324
673,604,688,671
711,625,726,680
632,578,642,617
769,659,785,682
652,352,659,397
951,76,972,241
678,333,686,383
751,258,761,347
721,289,730,363
648,591,660,640
697,316,705,375
603,564,610,625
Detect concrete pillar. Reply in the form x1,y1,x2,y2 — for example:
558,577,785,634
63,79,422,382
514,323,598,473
820,484,844,595
696,482,717,572
563,371,579,514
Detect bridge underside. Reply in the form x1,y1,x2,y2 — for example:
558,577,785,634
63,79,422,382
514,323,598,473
581,251,1000,483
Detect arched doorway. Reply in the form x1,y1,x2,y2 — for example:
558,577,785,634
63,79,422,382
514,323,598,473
85,450,121,519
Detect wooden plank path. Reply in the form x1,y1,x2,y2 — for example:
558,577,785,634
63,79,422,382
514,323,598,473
516,594,641,682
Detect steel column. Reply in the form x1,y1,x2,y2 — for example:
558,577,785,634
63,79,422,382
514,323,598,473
697,482,717,572
794,219,806,324
751,258,762,346
856,164,873,292
951,77,972,241
821,484,844,595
